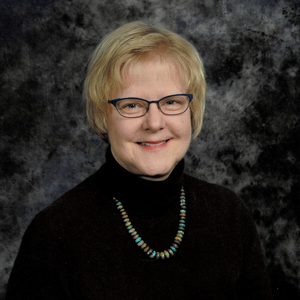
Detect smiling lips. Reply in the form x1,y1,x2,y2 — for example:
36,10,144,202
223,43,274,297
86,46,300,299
137,140,169,147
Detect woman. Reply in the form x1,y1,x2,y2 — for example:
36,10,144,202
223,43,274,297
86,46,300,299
6,22,272,299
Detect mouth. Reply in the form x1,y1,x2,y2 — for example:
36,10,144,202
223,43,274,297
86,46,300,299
137,139,170,147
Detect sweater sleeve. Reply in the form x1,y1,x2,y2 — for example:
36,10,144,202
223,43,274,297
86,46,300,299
236,200,273,300
5,213,71,300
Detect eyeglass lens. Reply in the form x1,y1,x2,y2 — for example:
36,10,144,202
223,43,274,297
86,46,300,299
116,95,190,117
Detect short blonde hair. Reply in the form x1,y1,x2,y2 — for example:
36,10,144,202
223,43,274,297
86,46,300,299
84,22,206,142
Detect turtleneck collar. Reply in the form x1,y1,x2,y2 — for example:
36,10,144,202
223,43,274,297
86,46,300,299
98,147,185,215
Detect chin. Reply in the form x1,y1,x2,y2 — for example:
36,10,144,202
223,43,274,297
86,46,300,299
138,165,175,181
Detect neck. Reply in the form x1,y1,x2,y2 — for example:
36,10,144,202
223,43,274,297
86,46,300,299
98,147,185,214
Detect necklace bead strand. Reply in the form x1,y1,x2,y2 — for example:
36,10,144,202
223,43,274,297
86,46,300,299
113,187,186,259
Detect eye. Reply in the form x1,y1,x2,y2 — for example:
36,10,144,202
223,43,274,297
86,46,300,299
165,99,182,105
122,102,140,109
161,97,184,107
118,100,144,110
159,95,189,113
116,99,148,117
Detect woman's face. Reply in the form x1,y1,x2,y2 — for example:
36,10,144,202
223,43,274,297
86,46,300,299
106,57,192,181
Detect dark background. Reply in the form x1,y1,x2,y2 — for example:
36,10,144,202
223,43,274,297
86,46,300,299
1,0,299,298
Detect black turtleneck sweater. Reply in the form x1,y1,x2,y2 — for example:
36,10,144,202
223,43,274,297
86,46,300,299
6,150,272,300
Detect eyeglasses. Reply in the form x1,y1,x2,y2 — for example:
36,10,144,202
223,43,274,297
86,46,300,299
108,94,193,118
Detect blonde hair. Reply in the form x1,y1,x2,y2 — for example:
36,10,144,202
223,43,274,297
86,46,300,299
84,22,206,142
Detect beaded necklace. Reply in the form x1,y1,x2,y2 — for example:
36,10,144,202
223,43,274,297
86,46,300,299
113,186,186,259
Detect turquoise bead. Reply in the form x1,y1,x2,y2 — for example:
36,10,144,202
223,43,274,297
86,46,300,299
178,230,184,235
150,251,156,258
135,237,141,243
170,246,177,252
180,209,186,213
116,202,122,206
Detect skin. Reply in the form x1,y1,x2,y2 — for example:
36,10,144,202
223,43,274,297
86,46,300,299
106,56,192,181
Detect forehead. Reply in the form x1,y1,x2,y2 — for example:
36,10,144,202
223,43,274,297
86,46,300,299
122,54,185,87
117,58,184,100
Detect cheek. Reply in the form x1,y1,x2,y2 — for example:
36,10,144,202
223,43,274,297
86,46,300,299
107,114,122,144
108,118,140,144
177,114,192,136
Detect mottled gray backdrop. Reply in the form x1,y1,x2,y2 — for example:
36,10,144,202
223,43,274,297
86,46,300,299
1,0,299,299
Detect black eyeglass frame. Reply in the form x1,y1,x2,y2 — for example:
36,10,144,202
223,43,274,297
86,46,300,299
108,93,193,118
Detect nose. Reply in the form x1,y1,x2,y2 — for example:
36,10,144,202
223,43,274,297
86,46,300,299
142,103,165,131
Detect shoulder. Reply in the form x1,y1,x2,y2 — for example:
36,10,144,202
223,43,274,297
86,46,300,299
183,174,260,247
183,173,242,206
183,173,252,223
30,169,110,235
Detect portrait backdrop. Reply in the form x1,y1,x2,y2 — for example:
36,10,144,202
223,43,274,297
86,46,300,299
1,0,299,299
